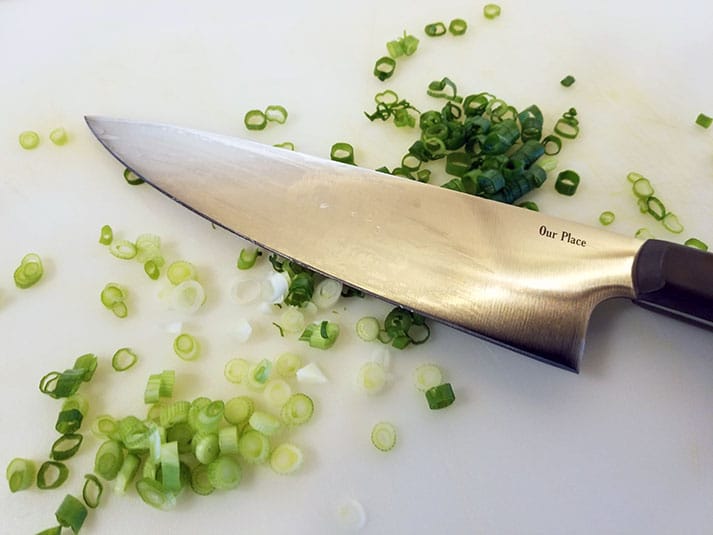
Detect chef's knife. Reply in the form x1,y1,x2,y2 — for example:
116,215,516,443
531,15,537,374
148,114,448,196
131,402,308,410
85,117,713,373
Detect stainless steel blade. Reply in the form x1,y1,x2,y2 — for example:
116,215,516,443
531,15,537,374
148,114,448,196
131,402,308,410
86,116,645,372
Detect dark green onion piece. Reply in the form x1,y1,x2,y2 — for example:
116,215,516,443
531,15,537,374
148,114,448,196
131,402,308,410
99,224,113,245
73,353,98,382
555,170,580,196
425,383,456,409
427,77,462,102
448,18,468,36
330,142,356,165
662,213,684,234
518,201,539,211
646,196,666,220
82,474,103,509
37,461,69,490
373,56,396,81
264,105,288,124
237,247,262,269
55,407,82,435
123,168,144,185
484,3,501,19
6,458,35,492
401,33,419,56
244,109,268,131
695,113,712,128
300,321,340,349
36,527,62,535
445,152,472,177
560,75,576,87
684,238,708,251
94,440,124,480
274,141,295,150
55,494,87,534
136,478,176,511
51,433,84,461
424,22,447,36
542,134,562,155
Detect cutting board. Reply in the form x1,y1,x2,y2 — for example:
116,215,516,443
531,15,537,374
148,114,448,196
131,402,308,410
2,1,713,533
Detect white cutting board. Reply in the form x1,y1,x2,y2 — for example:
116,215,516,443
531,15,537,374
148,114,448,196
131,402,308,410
2,1,713,533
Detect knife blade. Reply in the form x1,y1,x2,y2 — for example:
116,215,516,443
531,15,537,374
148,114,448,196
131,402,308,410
85,116,713,373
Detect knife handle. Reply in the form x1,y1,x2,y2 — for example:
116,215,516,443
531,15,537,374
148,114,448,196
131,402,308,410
632,239,713,327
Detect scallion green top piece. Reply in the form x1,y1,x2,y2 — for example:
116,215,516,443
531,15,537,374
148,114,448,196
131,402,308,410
695,113,712,128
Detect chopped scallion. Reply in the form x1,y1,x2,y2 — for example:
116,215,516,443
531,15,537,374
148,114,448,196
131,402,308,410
50,433,84,461
6,458,35,493
13,253,44,289
265,105,288,124
483,3,501,19
173,333,200,361
19,130,40,149
424,22,446,36
554,170,580,196
49,127,68,146
373,56,396,81
207,456,242,490
371,422,397,452
448,18,468,36
123,168,144,185
112,347,138,371
330,142,356,165
280,393,314,426
560,75,576,87
684,238,708,251
270,443,303,474
244,109,268,131
355,316,380,342
37,461,69,490
425,383,456,409
599,211,615,225
695,113,712,129
82,474,103,508
99,224,113,245
55,494,87,534
237,246,262,269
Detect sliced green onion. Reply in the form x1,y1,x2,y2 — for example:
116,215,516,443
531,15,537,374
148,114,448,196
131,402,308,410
144,260,160,280
425,383,456,409
274,141,295,150
123,168,144,185
37,461,69,490
99,224,113,245
265,105,288,124
270,443,303,475
273,353,300,379
91,415,118,439
40,369,86,399
646,196,666,220
312,278,343,309
55,494,87,534
112,347,138,371
167,260,196,285
356,362,387,395
190,464,214,496
160,400,190,427
280,393,314,426
373,56,396,81
238,430,271,464
635,227,655,240
448,18,468,36
50,433,84,461
684,238,708,251
371,422,397,452
424,22,447,36
518,201,539,211
83,474,103,508
144,374,162,404
109,240,138,260
541,134,562,155
632,178,654,198
136,477,176,510
6,458,35,492
483,3,501,19
330,142,355,165
662,213,684,234
356,316,380,342
217,426,240,455
427,77,461,102
49,127,69,146
224,357,251,384
170,279,206,313
173,333,200,361
555,170,580,196
56,409,83,435
598,211,616,225
696,113,712,128
299,321,340,349
224,396,255,426
244,109,268,131
94,440,124,480
560,75,576,87
160,441,181,492
249,411,282,436
13,252,44,289
237,246,261,269
413,364,443,392
264,379,293,408
19,130,40,149
247,358,272,389
113,453,140,495
207,456,242,490
193,401,224,434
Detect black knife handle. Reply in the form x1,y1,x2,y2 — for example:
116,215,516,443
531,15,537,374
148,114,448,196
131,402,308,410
632,239,713,327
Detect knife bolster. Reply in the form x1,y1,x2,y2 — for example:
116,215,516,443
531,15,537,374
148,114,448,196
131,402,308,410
632,239,713,327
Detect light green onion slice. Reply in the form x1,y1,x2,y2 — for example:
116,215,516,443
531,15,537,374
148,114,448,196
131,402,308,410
371,422,397,452
275,353,302,378
173,333,200,361
55,494,87,533
356,316,381,342
335,499,367,530
144,374,162,404
99,224,113,245
224,396,255,425
599,211,615,226
300,321,340,349
113,454,140,495
49,127,68,146
424,22,447,37
167,260,196,285
244,109,267,131
100,282,127,308
280,393,314,426
144,260,160,280
330,142,356,165
194,400,225,434
237,246,261,269
425,383,456,409
170,279,206,314
270,443,303,475
373,56,396,81
91,415,118,439
160,441,181,492
36,527,62,535
207,456,242,490
218,426,240,455
247,358,273,389
192,433,220,465
274,141,295,150
238,430,271,464
13,253,44,289
109,239,137,260
263,379,293,407
82,474,103,508
112,347,138,371
249,411,282,436
518,201,539,211
50,433,84,461
413,364,443,392
123,168,144,185
684,238,708,251
136,478,176,510
662,213,684,234
448,18,467,36
37,461,69,490
627,171,645,183
483,3,501,19
190,464,214,495
160,400,190,427
224,358,251,384
312,278,343,309
646,196,666,220
278,306,306,334
356,362,387,395
19,130,40,149
265,105,288,124
632,178,654,198
94,440,124,480
6,458,35,493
